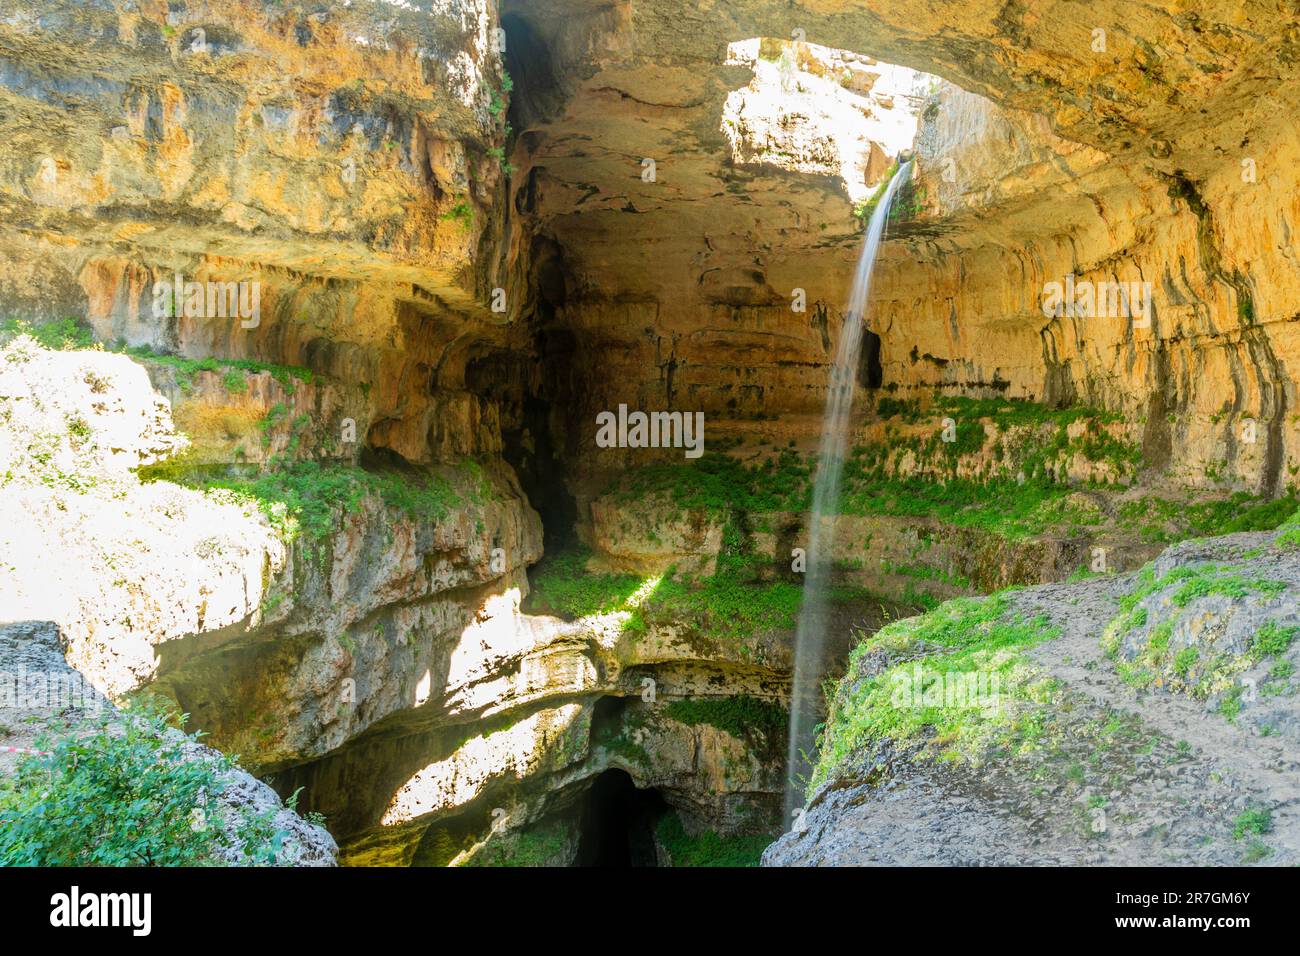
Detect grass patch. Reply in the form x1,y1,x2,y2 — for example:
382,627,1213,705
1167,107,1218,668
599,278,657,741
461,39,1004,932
611,450,812,516
638,565,803,644
809,594,1060,794
1102,562,1290,699
151,460,466,545
654,812,772,867
120,345,313,394
1120,492,1300,543
523,548,647,618
1232,807,1273,840
1254,620,1299,658
0,317,315,394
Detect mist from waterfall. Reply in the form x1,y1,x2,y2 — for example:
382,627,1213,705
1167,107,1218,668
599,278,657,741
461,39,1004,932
784,160,913,823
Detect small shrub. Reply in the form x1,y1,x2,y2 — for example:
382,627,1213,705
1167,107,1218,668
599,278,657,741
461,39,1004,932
0,699,288,866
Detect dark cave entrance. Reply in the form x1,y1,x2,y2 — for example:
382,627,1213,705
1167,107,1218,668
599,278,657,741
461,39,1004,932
574,768,667,867
500,9,565,130
858,327,883,389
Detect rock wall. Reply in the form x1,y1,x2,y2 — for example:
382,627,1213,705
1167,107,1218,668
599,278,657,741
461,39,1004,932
5,0,1300,866
498,0,1300,497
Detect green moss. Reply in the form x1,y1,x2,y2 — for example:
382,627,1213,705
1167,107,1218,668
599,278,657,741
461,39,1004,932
1120,493,1300,543
526,541,841,647
664,695,786,756
1,316,95,351
654,812,772,867
149,459,466,546
121,345,313,394
853,162,900,225
639,566,804,645
1102,562,1289,698
612,450,812,516
463,821,571,867
523,548,647,619
935,395,1121,428
875,396,921,421
588,705,652,766
1217,683,1244,721
810,594,1060,793
0,317,316,396
839,473,1085,542
1253,620,1298,658
1172,646,1199,676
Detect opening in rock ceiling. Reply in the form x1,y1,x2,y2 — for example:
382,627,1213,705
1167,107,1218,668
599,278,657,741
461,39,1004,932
721,36,936,204
501,11,565,130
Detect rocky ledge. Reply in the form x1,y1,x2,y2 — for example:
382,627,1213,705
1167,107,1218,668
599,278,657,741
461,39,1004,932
765,527,1300,865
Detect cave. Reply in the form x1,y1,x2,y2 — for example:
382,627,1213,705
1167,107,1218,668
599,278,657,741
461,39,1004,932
573,769,667,868
858,327,883,389
6,0,1300,896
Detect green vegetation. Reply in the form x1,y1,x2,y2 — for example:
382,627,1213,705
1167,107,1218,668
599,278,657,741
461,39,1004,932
442,199,474,227
0,317,315,394
525,548,805,645
488,69,514,118
859,397,1139,481
1255,620,1299,657
1101,562,1291,700
1275,508,1300,547
854,161,901,225
834,396,1144,540
1232,807,1273,840
1,316,95,350
841,474,1092,541
612,450,812,516
664,695,786,756
809,594,1060,794
464,822,571,867
526,542,909,652
636,567,804,644
880,560,971,589
157,460,466,546
120,345,314,394
0,699,292,866
593,716,652,766
887,174,926,223
524,547,646,618
1120,492,1300,543
655,812,772,867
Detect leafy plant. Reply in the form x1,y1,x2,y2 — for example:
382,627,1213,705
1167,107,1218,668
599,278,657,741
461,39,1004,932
655,812,772,867
0,699,287,866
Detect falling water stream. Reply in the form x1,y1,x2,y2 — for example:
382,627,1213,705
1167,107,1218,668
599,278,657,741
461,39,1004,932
784,160,914,823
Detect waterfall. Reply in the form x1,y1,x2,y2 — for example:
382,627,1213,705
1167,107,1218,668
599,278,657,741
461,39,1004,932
784,160,913,823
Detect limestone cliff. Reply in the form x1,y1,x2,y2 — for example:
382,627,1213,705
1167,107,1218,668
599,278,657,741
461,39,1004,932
3,0,1300,867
